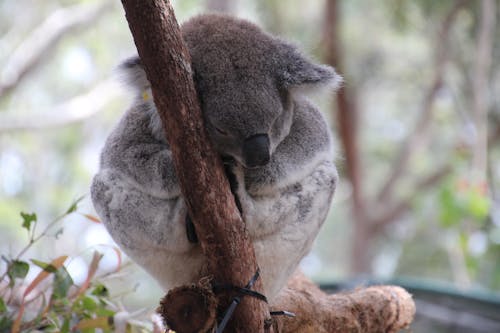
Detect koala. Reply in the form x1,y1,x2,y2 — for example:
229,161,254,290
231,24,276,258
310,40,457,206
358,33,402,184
91,14,341,301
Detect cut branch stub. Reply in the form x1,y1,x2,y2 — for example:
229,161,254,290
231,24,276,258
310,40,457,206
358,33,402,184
159,284,218,333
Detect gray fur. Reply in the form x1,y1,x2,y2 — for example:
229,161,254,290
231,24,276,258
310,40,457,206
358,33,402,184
91,14,340,301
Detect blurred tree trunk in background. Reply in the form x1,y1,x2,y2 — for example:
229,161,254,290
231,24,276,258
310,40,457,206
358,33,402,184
323,0,370,274
322,0,467,274
472,0,496,185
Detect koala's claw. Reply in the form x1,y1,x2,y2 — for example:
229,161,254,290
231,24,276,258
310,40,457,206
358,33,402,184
185,214,199,243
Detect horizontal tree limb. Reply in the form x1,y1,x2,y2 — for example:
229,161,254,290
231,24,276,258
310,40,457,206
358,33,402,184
159,271,416,333
271,271,415,333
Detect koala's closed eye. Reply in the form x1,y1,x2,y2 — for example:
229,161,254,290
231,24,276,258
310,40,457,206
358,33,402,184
214,126,228,136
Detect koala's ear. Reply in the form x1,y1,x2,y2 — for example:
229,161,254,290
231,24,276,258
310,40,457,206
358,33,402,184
276,42,342,93
116,56,150,93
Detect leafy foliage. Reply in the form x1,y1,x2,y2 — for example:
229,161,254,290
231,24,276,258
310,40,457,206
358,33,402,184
20,213,37,232
0,199,157,333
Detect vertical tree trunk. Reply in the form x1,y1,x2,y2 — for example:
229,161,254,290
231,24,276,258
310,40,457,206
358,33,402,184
323,0,372,273
322,0,469,275
119,1,271,331
472,0,496,182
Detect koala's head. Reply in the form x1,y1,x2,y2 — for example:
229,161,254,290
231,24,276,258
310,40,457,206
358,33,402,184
181,15,340,168
121,15,341,169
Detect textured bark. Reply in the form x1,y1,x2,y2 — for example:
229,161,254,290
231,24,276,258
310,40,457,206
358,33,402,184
271,271,415,333
120,1,271,332
159,283,218,333
158,271,416,332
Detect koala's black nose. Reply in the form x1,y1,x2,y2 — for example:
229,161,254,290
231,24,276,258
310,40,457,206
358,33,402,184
243,134,270,168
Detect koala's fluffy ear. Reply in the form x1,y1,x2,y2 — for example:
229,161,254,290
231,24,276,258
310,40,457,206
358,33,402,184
276,42,342,93
116,56,150,93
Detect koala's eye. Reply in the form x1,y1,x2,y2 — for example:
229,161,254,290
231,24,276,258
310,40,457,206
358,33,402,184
214,126,229,136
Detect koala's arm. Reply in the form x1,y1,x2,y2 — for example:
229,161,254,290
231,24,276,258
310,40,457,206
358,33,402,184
91,103,199,289
244,99,335,196
237,159,337,234
235,158,337,299
99,104,180,198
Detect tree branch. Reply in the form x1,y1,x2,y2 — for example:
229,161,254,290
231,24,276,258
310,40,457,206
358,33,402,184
271,271,415,333
157,271,416,332
371,164,452,230
120,1,271,331
376,0,467,204
0,1,113,98
0,80,120,133
323,0,364,215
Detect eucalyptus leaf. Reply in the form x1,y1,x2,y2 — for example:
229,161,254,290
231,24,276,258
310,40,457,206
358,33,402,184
66,196,85,214
0,297,6,313
52,266,73,299
91,284,109,298
20,212,37,231
31,259,58,273
7,260,30,285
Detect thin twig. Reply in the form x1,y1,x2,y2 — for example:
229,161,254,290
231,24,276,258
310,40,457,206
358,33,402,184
0,201,80,283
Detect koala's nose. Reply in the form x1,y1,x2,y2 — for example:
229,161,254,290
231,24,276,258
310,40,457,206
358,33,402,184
243,134,270,168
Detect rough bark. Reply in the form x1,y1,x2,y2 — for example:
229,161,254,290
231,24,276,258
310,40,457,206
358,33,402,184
159,282,218,333
271,271,415,333
160,271,417,332
120,1,271,332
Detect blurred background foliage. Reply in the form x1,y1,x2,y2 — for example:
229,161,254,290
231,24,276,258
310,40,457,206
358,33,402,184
0,0,499,330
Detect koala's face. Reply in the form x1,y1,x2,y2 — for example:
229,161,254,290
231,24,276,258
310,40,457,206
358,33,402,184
180,15,340,169
196,75,293,168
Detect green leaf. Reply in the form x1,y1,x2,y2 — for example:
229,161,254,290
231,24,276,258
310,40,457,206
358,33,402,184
0,316,13,332
52,266,73,299
0,298,6,313
31,259,58,273
8,260,30,285
91,284,109,298
60,317,70,333
438,186,462,227
81,296,97,311
95,307,115,317
465,190,490,221
20,212,37,231
66,196,85,214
